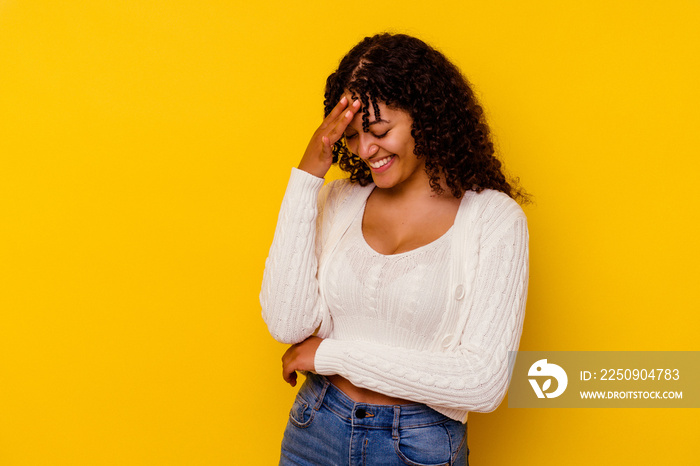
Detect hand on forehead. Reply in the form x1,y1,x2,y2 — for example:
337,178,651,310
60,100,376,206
342,91,381,125
342,91,361,108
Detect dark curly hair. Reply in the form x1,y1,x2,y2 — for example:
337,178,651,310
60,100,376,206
324,33,529,203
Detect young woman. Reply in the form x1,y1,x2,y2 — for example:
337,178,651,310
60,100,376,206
260,33,529,465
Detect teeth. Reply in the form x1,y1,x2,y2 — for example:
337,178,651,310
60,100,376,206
369,156,394,169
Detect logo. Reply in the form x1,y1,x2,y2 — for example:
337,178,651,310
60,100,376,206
528,359,568,398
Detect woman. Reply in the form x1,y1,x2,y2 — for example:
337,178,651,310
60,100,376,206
260,33,529,465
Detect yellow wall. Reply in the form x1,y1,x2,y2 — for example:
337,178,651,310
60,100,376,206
1,1,698,464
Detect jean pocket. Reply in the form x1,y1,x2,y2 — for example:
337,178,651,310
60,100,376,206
288,392,316,429
393,422,453,466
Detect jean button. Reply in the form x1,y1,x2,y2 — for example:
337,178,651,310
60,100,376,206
355,408,367,419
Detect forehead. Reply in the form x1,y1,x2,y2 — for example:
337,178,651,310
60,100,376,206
343,92,410,128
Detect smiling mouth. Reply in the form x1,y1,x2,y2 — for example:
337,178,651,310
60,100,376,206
368,155,394,169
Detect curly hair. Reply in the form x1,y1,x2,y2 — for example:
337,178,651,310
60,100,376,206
324,33,529,203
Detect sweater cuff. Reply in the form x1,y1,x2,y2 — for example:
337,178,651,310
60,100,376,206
278,167,326,218
288,167,325,197
314,338,349,377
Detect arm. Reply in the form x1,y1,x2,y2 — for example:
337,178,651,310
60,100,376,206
313,209,529,412
259,169,327,344
260,96,361,344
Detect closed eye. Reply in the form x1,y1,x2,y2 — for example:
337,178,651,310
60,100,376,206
344,130,388,140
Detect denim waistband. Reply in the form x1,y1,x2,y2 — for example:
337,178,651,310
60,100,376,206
300,372,454,430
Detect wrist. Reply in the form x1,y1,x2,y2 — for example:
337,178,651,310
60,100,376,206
297,159,330,179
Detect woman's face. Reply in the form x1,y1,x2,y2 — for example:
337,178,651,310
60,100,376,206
343,95,427,192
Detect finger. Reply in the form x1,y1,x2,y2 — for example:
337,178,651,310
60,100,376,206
313,110,353,156
321,136,331,155
282,361,294,384
323,98,361,134
281,346,293,381
319,96,349,130
326,105,359,143
283,364,298,386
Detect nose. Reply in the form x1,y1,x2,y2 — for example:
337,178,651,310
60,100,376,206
352,133,379,160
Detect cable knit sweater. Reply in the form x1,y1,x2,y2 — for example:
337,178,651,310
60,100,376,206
260,167,529,422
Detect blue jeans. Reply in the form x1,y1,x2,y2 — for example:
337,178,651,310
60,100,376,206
280,373,469,465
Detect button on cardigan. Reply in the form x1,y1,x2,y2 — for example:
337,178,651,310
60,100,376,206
260,167,529,422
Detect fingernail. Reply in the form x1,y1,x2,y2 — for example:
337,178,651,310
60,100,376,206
345,110,352,118
353,99,360,107
340,96,347,104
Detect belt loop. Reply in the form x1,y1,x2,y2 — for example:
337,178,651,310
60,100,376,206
392,406,401,440
312,374,330,411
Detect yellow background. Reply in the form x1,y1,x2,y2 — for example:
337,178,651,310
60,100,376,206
1,1,698,464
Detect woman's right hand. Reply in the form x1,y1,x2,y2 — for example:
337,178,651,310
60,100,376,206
298,95,361,179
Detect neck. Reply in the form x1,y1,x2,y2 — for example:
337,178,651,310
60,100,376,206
378,168,454,201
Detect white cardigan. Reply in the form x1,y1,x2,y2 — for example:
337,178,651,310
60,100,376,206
260,167,529,422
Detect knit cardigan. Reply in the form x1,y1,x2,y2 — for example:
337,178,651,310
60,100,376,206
260,167,529,422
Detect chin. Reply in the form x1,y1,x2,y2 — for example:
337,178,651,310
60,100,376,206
370,176,398,189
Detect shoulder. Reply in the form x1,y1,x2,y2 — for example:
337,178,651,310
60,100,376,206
320,177,354,199
464,189,526,219
458,189,528,245
319,177,373,212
